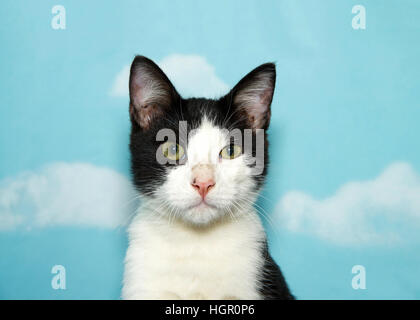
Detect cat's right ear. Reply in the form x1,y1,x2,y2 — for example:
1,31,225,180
129,56,179,130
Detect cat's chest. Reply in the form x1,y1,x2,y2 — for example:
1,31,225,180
123,213,265,300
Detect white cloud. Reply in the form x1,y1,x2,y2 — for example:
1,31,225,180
276,162,420,246
110,54,229,99
158,54,230,98
0,163,138,230
110,65,130,98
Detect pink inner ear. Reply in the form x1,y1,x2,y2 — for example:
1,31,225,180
236,86,273,130
129,65,172,129
232,66,275,130
260,87,274,107
130,103,163,130
130,63,172,107
131,70,156,107
130,77,145,108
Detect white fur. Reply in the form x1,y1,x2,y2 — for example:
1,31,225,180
122,207,265,300
122,119,266,299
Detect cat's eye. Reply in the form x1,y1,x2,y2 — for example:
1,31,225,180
220,144,242,160
161,141,185,161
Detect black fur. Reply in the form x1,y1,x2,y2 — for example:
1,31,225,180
259,242,295,299
129,55,294,300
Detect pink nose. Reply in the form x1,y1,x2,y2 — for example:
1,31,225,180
191,178,215,198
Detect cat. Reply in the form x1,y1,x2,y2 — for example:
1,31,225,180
122,55,294,300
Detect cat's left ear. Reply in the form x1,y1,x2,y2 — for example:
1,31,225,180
229,63,276,130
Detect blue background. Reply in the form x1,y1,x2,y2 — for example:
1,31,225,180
1,0,419,299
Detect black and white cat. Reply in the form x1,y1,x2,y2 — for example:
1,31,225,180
122,56,294,300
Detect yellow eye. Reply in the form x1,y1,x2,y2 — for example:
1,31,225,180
220,144,242,160
161,142,185,161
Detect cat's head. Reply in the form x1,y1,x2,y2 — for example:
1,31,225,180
129,56,275,226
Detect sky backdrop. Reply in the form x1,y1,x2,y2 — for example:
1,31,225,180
1,0,420,299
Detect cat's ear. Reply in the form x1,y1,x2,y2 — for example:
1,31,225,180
129,56,179,130
229,63,276,130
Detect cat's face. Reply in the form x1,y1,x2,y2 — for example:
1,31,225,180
129,56,275,225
